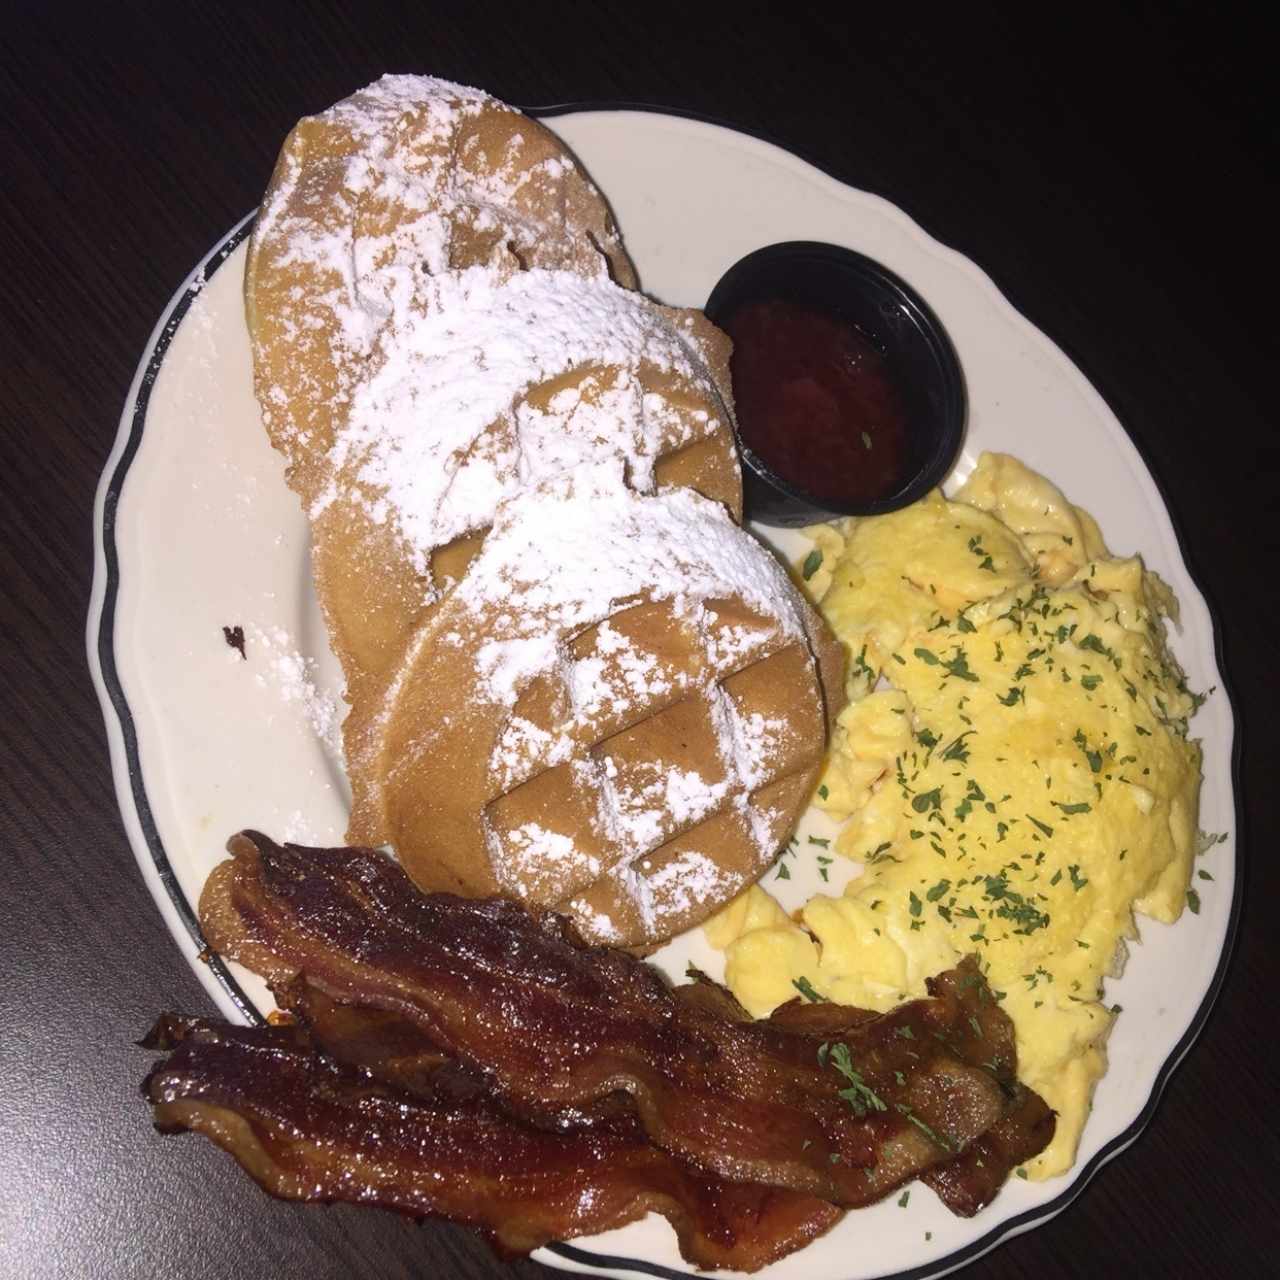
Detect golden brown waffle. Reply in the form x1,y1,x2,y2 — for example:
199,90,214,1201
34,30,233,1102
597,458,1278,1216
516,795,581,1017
244,75,666,707
245,76,844,946
349,466,842,946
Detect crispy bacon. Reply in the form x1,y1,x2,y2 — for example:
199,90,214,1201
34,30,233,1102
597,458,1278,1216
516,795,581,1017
198,832,1046,1206
141,1012,841,1270
918,964,1056,1215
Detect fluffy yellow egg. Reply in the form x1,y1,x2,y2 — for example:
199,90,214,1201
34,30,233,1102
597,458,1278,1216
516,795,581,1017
711,452,1203,1179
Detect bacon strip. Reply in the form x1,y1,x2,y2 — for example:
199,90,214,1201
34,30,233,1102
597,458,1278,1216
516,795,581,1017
918,964,1057,1215
198,832,1039,1205
141,1013,841,1270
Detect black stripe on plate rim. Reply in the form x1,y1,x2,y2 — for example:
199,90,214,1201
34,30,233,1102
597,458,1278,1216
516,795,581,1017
96,212,261,1027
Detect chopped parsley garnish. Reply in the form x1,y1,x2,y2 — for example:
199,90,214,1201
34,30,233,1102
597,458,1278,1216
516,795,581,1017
817,784,829,800
801,548,823,580
942,648,979,682
954,779,986,822
853,645,876,680
1026,814,1055,838
1081,674,1103,691
967,536,996,572
911,788,942,813
1053,801,1092,815
793,976,826,1003
941,732,974,763
914,647,941,666
1186,888,1201,914
1024,966,1053,990
1074,729,1104,773
826,1042,888,1117
1068,864,1089,891
897,1190,910,1208
982,871,1051,933
895,1103,951,1150
808,836,830,848
908,890,923,918
926,879,952,902
917,726,940,749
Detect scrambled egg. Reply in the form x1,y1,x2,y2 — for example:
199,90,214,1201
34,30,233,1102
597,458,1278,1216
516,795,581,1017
708,453,1202,1178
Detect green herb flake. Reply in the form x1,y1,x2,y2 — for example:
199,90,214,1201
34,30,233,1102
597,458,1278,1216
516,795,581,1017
912,788,942,813
1026,814,1055,838
895,1103,951,1151
914,647,941,666
926,879,952,902
801,549,823,580
827,1042,888,1117
908,890,923,918
897,1190,910,1208
1187,888,1201,914
793,976,827,1003
853,645,876,681
943,649,980,682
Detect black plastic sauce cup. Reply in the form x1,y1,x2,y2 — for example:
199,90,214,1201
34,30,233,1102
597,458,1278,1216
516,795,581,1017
705,241,967,527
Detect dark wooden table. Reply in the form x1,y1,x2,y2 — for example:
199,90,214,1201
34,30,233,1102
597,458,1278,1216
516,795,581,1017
3,6,1272,1278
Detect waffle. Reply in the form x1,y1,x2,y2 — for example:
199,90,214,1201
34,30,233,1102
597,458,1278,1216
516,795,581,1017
244,75,674,706
245,76,844,946
350,465,843,946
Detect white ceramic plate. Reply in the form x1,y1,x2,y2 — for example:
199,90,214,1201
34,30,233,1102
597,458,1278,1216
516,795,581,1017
89,107,1239,1280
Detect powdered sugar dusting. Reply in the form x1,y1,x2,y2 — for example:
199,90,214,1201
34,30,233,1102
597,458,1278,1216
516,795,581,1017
247,624,343,759
332,267,718,571
457,464,802,681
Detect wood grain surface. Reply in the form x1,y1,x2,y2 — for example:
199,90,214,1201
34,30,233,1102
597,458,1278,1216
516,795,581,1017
1,5,1272,1278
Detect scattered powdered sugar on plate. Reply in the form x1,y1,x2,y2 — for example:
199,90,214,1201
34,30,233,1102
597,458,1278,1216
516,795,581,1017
245,624,343,760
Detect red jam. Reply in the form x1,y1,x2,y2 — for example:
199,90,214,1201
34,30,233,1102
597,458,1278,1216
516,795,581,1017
722,299,911,506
